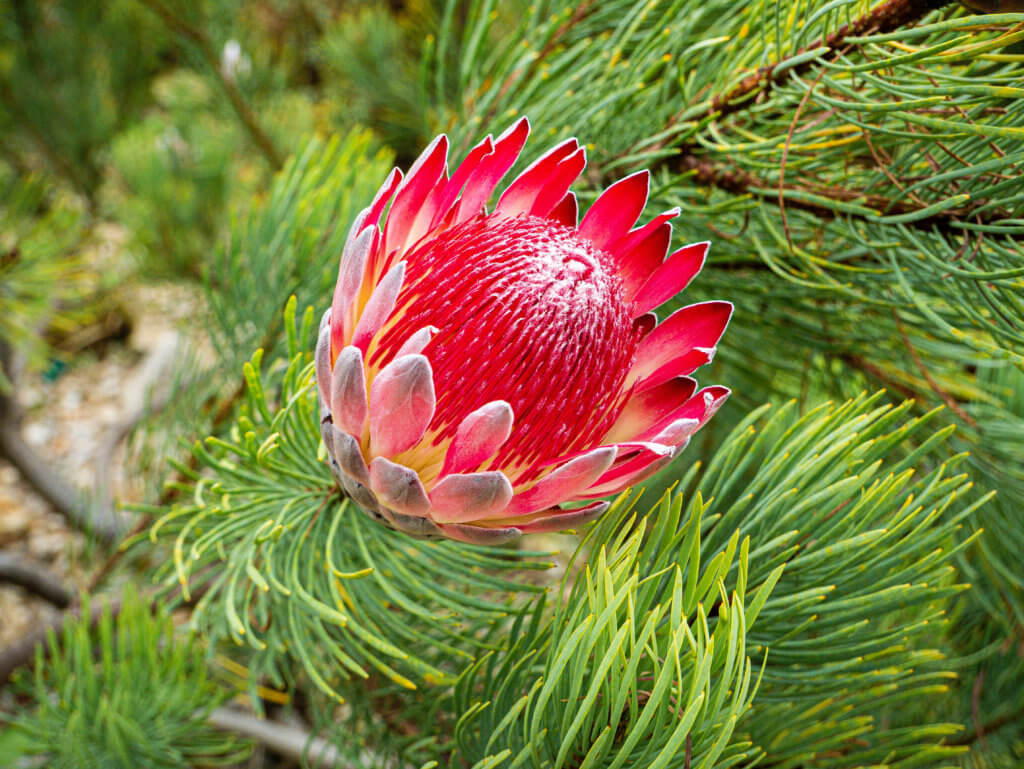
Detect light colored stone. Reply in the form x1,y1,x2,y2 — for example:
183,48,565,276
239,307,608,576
22,422,51,447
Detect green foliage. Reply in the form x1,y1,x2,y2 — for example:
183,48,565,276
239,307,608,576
697,395,984,767
10,586,249,768
0,164,84,381
0,0,170,197
443,394,983,768
102,61,321,278
960,363,1024,627
429,0,1024,364
451,491,768,769
146,300,550,702
318,3,433,159
104,71,242,278
204,130,393,372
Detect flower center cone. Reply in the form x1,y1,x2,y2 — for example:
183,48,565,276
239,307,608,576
371,214,640,484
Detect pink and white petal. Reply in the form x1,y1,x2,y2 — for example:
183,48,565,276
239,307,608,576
632,241,710,313
432,136,494,229
330,346,368,436
454,118,531,222
368,353,436,458
315,313,332,408
638,385,731,443
506,446,617,515
548,192,578,226
351,261,406,354
580,452,675,498
369,457,431,516
626,301,733,390
366,167,404,229
436,522,522,546
394,325,438,358
603,376,698,444
382,135,449,257
578,171,650,250
514,500,610,534
616,222,673,301
649,418,701,446
328,426,371,487
494,138,582,216
440,400,514,476
346,207,371,245
428,471,514,523
567,441,674,499
602,441,674,472
330,225,377,353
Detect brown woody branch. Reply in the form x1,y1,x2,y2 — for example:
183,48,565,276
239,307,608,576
0,573,219,686
0,337,122,544
0,552,72,608
678,155,1011,232
655,0,1020,234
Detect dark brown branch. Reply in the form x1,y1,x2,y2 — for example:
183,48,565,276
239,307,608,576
654,0,1020,235
0,425,122,545
0,552,72,607
137,0,283,171
0,575,217,686
677,155,1012,232
707,0,950,122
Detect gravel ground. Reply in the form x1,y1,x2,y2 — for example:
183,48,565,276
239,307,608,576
0,282,205,648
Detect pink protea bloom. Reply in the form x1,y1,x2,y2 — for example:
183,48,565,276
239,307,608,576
315,118,731,545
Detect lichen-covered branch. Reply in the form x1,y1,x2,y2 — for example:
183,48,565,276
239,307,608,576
702,0,950,121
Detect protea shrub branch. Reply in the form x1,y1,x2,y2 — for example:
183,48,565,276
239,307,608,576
316,119,731,544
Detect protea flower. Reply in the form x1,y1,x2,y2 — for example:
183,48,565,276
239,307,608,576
315,118,731,545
